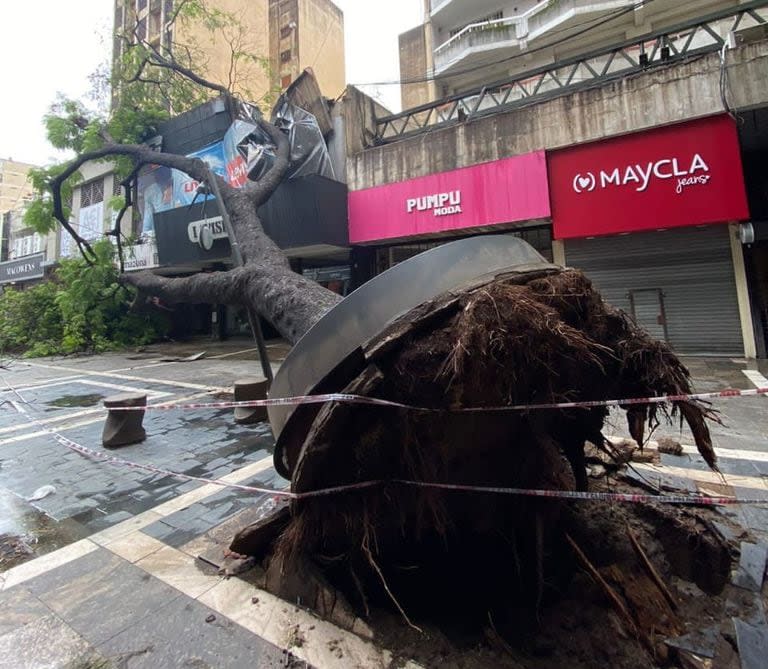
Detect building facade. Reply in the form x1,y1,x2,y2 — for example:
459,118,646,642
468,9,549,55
113,0,345,102
0,158,36,217
400,0,747,108
0,207,58,290
345,1,768,358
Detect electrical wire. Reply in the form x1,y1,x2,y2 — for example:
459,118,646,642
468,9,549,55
719,40,741,123
352,0,655,88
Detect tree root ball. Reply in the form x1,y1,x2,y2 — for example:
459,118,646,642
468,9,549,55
232,269,725,658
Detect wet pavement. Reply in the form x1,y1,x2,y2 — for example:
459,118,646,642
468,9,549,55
0,341,765,668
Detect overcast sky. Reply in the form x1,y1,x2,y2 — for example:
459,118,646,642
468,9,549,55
0,0,424,167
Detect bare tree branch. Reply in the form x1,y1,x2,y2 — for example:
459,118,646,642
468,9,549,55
124,267,249,306
49,141,237,266
141,38,231,100
242,120,291,206
108,163,141,273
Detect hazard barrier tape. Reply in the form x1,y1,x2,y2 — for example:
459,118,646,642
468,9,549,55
6,395,768,507
20,385,766,414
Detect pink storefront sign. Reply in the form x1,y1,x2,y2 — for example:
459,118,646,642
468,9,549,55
348,152,551,244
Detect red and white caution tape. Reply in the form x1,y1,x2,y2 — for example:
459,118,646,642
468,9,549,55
48,385,768,414
7,397,768,507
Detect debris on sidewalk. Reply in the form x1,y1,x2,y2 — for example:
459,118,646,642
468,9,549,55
26,484,56,501
658,437,685,456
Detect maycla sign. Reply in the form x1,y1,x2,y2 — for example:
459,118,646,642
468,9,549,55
572,154,711,195
406,190,463,217
548,115,749,239
0,253,45,284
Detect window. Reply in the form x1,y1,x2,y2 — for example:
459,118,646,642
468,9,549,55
112,174,123,197
280,25,292,39
280,49,292,63
79,179,104,209
149,9,162,38
137,17,147,40
12,234,41,259
136,0,148,11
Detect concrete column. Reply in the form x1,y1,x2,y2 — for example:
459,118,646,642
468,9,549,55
552,238,566,267
423,0,439,102
729,223,757,359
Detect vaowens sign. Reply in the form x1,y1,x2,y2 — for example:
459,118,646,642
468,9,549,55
0,253,44,284
548,115,750,239
348,152,550,244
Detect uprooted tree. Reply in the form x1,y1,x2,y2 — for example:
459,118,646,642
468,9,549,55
28,6,735,665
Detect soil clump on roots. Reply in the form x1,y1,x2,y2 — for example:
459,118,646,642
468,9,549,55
231,269,736,667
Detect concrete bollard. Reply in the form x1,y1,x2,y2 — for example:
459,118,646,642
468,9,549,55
102,393,147,448
233,378,270,425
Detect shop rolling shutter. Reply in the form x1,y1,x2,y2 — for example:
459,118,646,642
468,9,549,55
564,226,742,355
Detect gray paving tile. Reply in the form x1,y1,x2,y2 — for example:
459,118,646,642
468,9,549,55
0,586,50,638
98,595,290,669
733,619,768,669
0,613,96,669
24,548,182,646
732,542,768,592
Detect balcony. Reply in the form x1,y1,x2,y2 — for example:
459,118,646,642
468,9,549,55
527,0,635,41
433,0,638,76
434,17,526,75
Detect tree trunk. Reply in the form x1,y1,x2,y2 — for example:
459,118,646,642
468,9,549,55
123,156,342,345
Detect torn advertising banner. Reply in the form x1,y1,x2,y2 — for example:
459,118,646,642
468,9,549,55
223,119,276,185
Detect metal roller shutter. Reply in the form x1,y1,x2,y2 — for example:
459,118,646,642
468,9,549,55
564,226,742,355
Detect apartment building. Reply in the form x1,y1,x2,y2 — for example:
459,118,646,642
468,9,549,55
113,0,345,102
0,158,36,217
400,0,747,108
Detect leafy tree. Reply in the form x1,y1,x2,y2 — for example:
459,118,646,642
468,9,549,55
0,282,62,357
0,240,167,357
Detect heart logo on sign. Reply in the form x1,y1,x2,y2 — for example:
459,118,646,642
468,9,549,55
572,172,596,194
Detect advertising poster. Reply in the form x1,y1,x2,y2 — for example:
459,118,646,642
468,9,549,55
137,164,173,235
171,142,227,208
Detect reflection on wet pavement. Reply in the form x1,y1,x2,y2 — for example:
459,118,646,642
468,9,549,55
0,489,90,572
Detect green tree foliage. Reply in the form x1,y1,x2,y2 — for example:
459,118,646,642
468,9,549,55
0,241,167,357
0,281,63,358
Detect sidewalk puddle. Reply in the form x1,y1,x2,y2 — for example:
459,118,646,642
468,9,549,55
0,489,89,572
45,393,105,409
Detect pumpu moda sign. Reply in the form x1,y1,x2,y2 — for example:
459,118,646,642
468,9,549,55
548,114,750,239
348,152,551,244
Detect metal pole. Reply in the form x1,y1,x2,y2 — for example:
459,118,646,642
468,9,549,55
205,168,274,384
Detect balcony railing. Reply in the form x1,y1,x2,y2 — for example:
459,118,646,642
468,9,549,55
433,0,637,74
375,0,768,144
434,17,526,74
527,0,635,40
